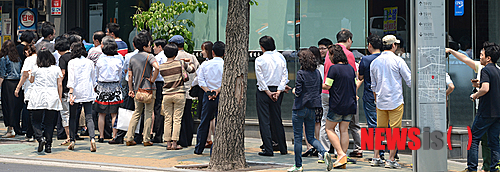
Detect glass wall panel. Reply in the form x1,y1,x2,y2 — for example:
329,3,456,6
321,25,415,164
447,0,474,127
299,0,366,49
248,0,295,50
155,0,217,51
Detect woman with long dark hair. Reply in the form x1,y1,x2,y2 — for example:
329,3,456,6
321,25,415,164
28,49,63,153
66,42,97,151
0,40,24,138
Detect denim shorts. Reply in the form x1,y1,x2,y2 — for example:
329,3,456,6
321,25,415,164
327,110,354,122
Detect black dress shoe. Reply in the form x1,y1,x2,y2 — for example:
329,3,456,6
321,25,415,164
75,135,84,140
258,152,273,156
44,143,52,153
312,149,319,156
37,138,46,152
98,138,104,143
280,151,288,155
108,138,123,144
152,137,163,143
80,129,89,136
302,148,314,157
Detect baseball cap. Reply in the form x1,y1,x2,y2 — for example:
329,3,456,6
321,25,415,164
382,35,400,45
168,35,184,44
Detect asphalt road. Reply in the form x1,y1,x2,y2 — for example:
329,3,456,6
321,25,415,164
0,162,111,172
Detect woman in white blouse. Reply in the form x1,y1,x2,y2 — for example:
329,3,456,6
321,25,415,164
66,42,97,151
28,49,63,153
14,44,37,141
95,36,123,143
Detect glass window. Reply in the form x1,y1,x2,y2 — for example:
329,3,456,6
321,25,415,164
300,0,366,49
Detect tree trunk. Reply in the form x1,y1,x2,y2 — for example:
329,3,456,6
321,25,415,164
208,0,249,171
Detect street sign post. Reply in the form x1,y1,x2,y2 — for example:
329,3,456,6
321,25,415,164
411,0,447,171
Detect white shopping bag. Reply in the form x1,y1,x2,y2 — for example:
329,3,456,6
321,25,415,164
116,107,141,134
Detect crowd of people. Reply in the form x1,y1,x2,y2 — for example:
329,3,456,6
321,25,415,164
0,22,223,155
1,20,499,172
283,31,412,171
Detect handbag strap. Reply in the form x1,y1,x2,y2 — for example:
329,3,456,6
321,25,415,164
139,54,150,85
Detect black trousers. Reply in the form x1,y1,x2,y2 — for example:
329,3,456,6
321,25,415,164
256,86,287,154
56,112,66,139
31,109,57,144
152,81,164,141
70,102,95,142
2,79,24,134
21,102,33,137
178,99,194,147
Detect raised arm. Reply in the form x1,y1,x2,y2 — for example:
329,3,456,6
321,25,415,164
446,48,475,70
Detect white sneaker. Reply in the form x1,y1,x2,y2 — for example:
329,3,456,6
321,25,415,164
325,152,333,171
2,130,15,138
287,165,303,172
371,158,384,167
25,136,35,142
385,160,401,169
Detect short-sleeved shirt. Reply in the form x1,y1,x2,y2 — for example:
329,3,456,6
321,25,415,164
478,63,500,118
129,52,157,91
322,45,357,94
16,44,27,65
358,53,381,102
21,55,37,98
87,45,102,65
325,64,357,115
445,73,453,85
27,65,63,110
116,39,128,57
35,39,55,53
58,52,72,93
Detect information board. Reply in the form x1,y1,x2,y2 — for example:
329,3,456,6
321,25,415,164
414,0,447,171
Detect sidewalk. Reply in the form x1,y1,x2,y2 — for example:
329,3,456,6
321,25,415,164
0,125,468,171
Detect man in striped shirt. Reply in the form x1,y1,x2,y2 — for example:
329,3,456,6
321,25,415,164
106,23,128,56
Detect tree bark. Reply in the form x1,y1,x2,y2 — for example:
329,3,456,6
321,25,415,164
208,0,249,171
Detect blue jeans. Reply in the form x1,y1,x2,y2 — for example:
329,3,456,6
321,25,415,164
363,100,377,128
467,115,500,171
292,108,326,167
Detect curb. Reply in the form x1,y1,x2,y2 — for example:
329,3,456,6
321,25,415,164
0,154,200,172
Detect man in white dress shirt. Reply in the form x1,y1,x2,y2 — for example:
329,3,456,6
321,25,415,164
255,36,289,156
194,41,225,155
152,38,168,143
369,35,411,168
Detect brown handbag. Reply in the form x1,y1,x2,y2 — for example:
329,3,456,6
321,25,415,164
135,55,153,104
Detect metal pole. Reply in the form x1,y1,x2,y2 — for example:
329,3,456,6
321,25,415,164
216,0,219,41
410,0,417,171
294,0,300,50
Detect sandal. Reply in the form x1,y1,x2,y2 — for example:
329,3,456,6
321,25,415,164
90,139,97,152
166,142,173,150
60,139,71,146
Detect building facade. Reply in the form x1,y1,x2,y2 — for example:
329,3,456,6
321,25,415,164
12,0,499,128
